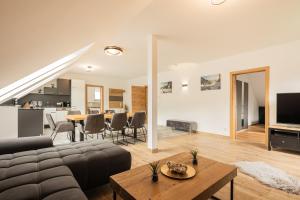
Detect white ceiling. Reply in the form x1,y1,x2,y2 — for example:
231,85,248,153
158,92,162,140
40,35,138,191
0,0,152,88
1,0,300,85
69,0,300,78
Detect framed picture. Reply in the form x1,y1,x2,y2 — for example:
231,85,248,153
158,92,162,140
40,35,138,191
201,74,221,91
160,81,172,94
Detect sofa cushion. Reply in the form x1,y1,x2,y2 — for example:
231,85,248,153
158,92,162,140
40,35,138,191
0,139,131,199
56,140,132,189
0,166,87,200
0,136,53,155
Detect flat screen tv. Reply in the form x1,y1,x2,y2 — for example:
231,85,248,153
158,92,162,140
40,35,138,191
277,93,300,124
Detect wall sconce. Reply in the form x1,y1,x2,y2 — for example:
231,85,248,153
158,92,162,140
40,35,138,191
211,0,226,5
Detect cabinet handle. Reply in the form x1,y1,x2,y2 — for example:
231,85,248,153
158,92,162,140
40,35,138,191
281,140,285,144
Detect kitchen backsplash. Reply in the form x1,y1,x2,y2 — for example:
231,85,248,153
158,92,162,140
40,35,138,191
1,93,71,107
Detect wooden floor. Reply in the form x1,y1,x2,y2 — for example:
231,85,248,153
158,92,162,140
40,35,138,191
236,124,265,144
86,131,300,200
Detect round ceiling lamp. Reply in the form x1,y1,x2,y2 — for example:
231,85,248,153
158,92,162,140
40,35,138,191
86,66,93,72
104,46,123,56
211,0,226,5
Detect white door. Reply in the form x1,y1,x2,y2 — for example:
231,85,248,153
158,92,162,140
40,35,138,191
44,108,57,125
56,111,68,122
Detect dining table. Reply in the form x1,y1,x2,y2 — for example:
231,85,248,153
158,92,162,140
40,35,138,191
65,113,134,142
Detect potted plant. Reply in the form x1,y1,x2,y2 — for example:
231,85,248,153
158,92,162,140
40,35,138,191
190,149,198,165
149,161,160,182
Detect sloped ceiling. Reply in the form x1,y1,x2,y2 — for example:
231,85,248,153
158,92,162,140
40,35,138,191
0,0,152,88
248,72,265,107
1,0,300,85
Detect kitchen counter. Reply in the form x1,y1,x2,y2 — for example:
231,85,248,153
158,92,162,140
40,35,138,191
18,108,44,110
18,109,43,137
18,107,71,111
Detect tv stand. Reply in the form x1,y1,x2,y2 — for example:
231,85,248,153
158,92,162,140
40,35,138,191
268,125,300,152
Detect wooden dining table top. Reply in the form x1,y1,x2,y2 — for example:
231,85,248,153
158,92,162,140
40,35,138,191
65,112,133,121
110,152,237,200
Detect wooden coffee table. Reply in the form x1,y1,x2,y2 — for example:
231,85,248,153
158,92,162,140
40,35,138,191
110,152,237,200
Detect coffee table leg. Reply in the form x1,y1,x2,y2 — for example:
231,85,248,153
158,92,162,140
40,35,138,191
230,179,234,200
113,190,116,200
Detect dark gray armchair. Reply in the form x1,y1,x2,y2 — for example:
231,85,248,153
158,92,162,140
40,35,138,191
127,111,147,143
78,114,106,140
46,113,74,141
106,113,128,145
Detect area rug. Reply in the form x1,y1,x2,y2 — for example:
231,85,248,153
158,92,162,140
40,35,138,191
235,161,300,195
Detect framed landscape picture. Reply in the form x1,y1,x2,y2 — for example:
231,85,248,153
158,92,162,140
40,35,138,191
160,81,172,94
201,74,221,91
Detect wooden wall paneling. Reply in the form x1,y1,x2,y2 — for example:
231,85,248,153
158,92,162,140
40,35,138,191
131,86,147,113
109,88,124,109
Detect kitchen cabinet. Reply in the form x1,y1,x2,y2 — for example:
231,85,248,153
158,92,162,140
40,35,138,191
43,79,71,95
44,87,57,95
44,108,57,125
56,110,68,122
0,106,18,139
44,108,68,125
57,79,71,95
19,109,44,137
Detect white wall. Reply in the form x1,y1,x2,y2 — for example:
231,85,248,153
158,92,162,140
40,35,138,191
0,106,18,139
127,40,300,136
248,72,265,107
237,73,265,125
61,73,128,111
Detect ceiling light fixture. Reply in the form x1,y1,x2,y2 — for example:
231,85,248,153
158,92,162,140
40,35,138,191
211,0,226,5
104,46,123,56
86,66,93,72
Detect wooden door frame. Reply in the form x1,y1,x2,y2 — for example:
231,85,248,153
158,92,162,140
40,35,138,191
85,84,104,114
230,66,270,146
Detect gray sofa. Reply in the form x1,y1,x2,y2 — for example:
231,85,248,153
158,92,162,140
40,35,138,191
0,136,131,200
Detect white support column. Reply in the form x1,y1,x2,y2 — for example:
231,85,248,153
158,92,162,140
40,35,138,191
147,34,158,152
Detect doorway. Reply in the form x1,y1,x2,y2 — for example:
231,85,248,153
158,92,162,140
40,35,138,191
230,67,270,146
85,84,104,114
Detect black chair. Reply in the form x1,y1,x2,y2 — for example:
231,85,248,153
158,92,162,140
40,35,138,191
106,113,128,145
46,113,74,141
78,114,106,140
127,112,147,143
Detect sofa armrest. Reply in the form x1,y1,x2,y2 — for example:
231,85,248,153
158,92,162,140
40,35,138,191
0,136,53,155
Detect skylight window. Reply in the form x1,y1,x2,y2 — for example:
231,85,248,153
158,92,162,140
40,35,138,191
0,43,93,103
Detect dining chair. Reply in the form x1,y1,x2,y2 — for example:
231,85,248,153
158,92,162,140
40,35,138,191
78,114,106,140
46,113,74,141
106,113,128,145
127,112,147,143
